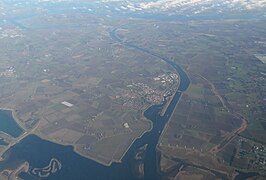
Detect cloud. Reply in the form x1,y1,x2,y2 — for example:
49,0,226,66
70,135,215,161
101,0,266,11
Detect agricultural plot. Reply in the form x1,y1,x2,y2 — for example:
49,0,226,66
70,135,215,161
0,13,180,165
142,20,266,178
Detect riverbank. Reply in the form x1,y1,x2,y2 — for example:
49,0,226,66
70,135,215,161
160,76,180,117
157,91,184,148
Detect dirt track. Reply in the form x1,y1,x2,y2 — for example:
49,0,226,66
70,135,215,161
198,75,248,154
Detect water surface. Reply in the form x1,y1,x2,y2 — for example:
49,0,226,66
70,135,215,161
0,110,23,138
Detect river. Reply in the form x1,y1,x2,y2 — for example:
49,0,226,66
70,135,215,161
0,28,190,180
0,1,263,179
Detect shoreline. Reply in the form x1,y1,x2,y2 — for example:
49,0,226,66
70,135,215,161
160,75,180,117
0,107,42,161
0,99,160,167
34,131,115,167
27,118,152,167
157,91,184,148
0,108,29,161
156,65,191,150
109,75,181,167
0,108,26,132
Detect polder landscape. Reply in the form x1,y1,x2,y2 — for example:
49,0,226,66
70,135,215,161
0,0,265,180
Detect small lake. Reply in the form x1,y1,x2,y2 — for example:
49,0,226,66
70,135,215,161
0,110,23,138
